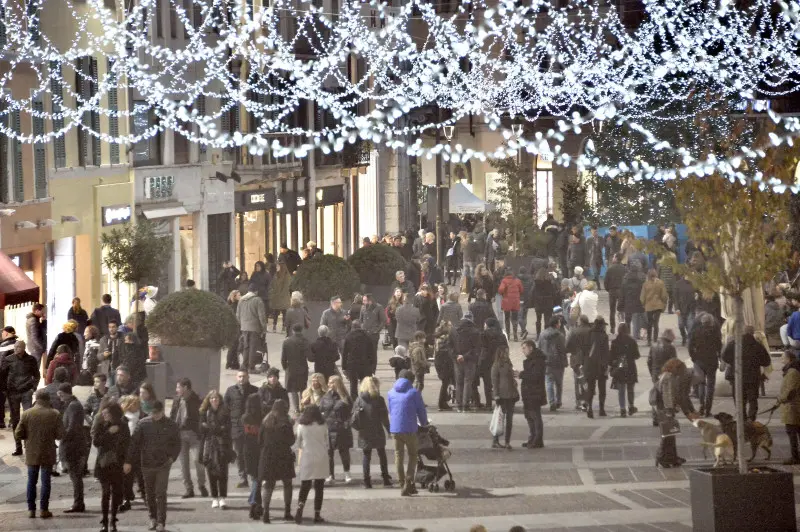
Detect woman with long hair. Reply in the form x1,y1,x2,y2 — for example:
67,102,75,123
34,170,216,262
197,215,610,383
284,291,311,338
47,321,79,368
138,382,156,416
294,405,328,524
300,373,326,412
386,287,403,348
352,376,392,487
257,399,295,523
250,261,270,302
68,297,89,336
226,290,242,370
436,284,448,310
471,264,494,303
653,358,697,468
609,323,640,417
268,261,291,332
491,346,519,449
199,390,232,509
93,401,130,532
241,394,263,520
319,375,353,485
119,395,141,512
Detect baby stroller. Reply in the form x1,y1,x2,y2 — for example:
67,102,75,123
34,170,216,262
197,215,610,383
415,425,455,492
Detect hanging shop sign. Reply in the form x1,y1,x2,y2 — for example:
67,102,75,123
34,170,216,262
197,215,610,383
102,205,132,226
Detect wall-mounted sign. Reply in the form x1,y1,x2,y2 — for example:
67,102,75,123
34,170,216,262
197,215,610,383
315,186,344,206
144,175,175,200
102,205,132,226
235,189,276,212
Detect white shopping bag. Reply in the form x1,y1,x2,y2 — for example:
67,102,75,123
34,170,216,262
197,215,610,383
489,405,505,437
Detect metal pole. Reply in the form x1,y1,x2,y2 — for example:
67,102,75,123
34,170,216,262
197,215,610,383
734,294,747,474
435,127,443,266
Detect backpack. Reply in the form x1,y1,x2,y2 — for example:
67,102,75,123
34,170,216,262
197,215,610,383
351,400,368,432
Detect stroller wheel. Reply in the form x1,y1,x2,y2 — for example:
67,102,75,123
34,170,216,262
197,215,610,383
433,484,440,493
444,480,455,491
428,484,436,493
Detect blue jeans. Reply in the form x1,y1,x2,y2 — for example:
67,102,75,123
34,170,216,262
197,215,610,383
518,303,529,333
678,311,695,343
617,382,635,410
524,405,543,447
27,465,52,511
545,368,564,407
248,474,259,506
626,312,645,340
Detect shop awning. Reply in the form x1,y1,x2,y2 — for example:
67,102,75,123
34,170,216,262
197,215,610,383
141,205,188,219
0,251,40,309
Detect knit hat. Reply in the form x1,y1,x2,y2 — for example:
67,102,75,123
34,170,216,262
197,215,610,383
463,312,474,322
266,366,280,378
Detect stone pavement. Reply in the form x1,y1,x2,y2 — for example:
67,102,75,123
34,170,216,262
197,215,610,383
1,291,799,532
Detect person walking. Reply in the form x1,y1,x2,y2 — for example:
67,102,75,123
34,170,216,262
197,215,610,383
498,268,524,341
241,395,264,520
360,294,385,357
652,359,697,468
575,281,600,323
640,268,668,346
609,323,640,417
567,225,586,273
604,254,626,331
0,326,18,428
320,296,350,353
531,267,558,338
119,395,142,512
281,324,311,413
250,261,272,306
170,378,208,498
584,318,611,419
438,291,463,328
46,321,80,370
779,351,800,465
517,266,534,339
294,404,329,523
118,333,147,388
199,390,232,509
268,260,291,333
98,320,123,385
108,365,137,400
47,344,78,386
319,375,353,485
395,295,421,349
586,225,605,289
224,370,258,489
519,339,547,449
258,399,295,523
475,318,506,410
434,321,455,411
236,284,268,371
225,291,241,370
408,331,431,392
491,346,519,449
721,325,771,422
387,288,403,348
622,262,647,340
284,292,311,338
58,384,87,514
342,321,376,400
90,295,121,339
387,369,428,496
566,316,592,410
93,401,130,532
259,367,290,412
15,389,63,519
124,400,180,532
451,314,482,412
68,298,89,336
2,340,40,456
539,316,567,411
352,375,393,488
647,329,678,425
674,275,697,346
689,314,723,417
309,327,340,382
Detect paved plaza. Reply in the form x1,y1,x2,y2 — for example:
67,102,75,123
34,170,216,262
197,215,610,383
1,293,799,531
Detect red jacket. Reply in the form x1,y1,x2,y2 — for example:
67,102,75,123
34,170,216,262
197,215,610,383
498,275,523,312
45,352,78,385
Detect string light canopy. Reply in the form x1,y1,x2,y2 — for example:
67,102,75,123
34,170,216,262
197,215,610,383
0,0,799,186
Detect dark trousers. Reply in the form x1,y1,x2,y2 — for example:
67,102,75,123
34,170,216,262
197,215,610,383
262,478,292,515
732,381,760,422
271,309,286,330
608,294,619,331
518,303,529,333
454,361,476,409
66,458,85,508
585,377,607,412
328,447,351,476
362,447,389,480
503,311,519,338
122,464,139,502
592,262,603,290
142,464,171,526
677,311,694,343
535,310,552,337
100,475,123,524
472,364,493,408
697,367,717,413
0,389,5,426
657,434,679,465
573,369,586,407
617,382,635,410
645,310,662,343
9,391,32,449
524,405,543,447
298,479,325,512
207,468,228,498
27,465,51,512
786,425,800,460
495,399,515,444
226,332,240,369
233,437,247,481
241,331,263,370
347,370,367,401
438,373,453,408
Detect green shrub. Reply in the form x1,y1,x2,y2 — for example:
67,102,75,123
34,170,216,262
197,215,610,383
347,244,407,285
290,254,361,301
146,289,239,348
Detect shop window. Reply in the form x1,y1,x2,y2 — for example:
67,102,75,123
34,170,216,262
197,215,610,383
32,94,47,199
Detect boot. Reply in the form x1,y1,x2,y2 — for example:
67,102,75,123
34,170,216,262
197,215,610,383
284,505,293,521
314,512,325,523
598,408,607,417
364,477,372,489
491,436,502,449
294,502,305,524
628,406,638,416
382,474,393,487
110,518,118,532
586,407,594,419
99,518,109,532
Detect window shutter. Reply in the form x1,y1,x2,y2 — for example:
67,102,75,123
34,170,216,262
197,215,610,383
0,100,7,203
26,0,39,42
221,99,231,161
32,96,46,199
76,56,89,166
196,94,206,156
11,110,23,202
0,5,6,47
107,58,119,164
90,57,100,165
49,61,66,168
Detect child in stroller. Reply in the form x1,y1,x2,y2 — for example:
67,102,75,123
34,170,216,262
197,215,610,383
415,425,456,492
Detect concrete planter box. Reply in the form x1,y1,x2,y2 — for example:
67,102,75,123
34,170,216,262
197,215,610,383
145,361,169,401
689,466,795,531
160,345,222,398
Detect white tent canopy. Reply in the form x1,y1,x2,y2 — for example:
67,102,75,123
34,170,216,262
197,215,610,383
449,182,495,213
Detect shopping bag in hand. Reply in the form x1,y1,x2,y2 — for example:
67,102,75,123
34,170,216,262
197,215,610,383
489,405,505,437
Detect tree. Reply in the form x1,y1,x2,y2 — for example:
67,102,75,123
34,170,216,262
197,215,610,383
101,220,173,318
587,173,680,226
489,154,536,255
559,179,590,227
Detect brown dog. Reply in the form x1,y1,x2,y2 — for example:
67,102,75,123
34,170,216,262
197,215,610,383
714,412,773,461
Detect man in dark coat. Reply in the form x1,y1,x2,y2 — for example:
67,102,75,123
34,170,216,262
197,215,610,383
89,294,121,339
57,384,87,513
468,289,496,330
567,225,586,273
390,271,415,295
605,225,622,259
451,314,482,411
359,294,385,358
586,225,605,290
217,261,241,298
689,313,723,417
519,339,547,448
281,324,311,413
604,254,626,331
566,316,592,411
674,274,697,346
721,326,771,422
309,326,341,381
584,318,611,418
1,340,40,456
259,367,289,412
621,262,646,340
224,370,258,488
278,244,302,274
342,321,377,399
169,378,207,498
0,326,18,428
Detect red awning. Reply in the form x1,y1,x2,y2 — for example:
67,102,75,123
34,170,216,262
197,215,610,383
0,251,40,309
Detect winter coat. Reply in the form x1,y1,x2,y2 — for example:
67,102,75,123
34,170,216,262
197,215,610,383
721,334,770,385
491,357,519,401
295,422,329,481
348,303,362,327
434,331,455,381
258,421,296,482
408,341,431,376
342,328,376,376
655,368,695,415
674,278,697,316
531,279,559,313
539,327,567,372
14,403,63,466
451,318,482,364
387,378,428,434
395,302,421,344
567,234,586,269
519,348,547,409
280,249,302,273
259,383,290,413
352,392,390,449
586,235,605,266
415,295,439,335
779,361,800,426
308,336,340,381
658,263,675,295
518,273,533,304
98,334,124,376
603,264,626,298
320,307,349,347
242,420,262,478
268,270,291,311
498,275,523,312
93,419,130,480
360,303,385,336
585,326,611,381
689,323,722,373
565,323,592,369
107,381,137,401
281,332,311,393
284,306,310,336
575,290,599,322
319,390,353,450
621,270,646,314
463,232,486,263
472,274,496,300
468,299,496,329
47,332,79,367
60,396,87,464
126,416,181,470
480,326,508,371
199,407,233,476
45,351,78,385
119,341,147,385
605,234,622,258
218,265,240,297
438,301,463,327
250,270,271,302
83,339,100,374
648,338,677,381
169,390,202,434
89,305,121,338
224,382,259,439
391,279,416,296
640,278,668,312
609,335,640,385
68,307,89,335
1,352,39,395
83,388,106,421
237,292,267,333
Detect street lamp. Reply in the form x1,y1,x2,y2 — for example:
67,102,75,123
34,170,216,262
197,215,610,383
435,124,455,266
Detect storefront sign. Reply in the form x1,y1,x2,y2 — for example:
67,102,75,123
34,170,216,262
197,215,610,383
102,205,132,226
315,185,344,206
235,189,276,212
144,175,175,200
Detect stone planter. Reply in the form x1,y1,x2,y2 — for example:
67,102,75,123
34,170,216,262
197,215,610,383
689,466,795,531
363,284,393,307
159,345,222,398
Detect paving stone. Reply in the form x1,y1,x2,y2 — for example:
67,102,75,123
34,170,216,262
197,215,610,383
614,488,690,509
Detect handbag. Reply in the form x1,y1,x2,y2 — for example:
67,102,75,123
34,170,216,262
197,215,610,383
658,415,681,438
569,300,581,321
489,404,505,437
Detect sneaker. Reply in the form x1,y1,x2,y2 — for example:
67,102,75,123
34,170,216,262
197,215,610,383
211,499,219,509
156,525,166,532
628,406,638,416
325,475,335,486
199,486,209,497
219,498,227,509
148,520,157,531
344,473,352,484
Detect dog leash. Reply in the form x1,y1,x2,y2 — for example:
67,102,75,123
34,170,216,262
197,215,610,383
757,403,780,426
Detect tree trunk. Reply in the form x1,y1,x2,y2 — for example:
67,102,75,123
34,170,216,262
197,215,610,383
133,282,140,333
734,294,747,474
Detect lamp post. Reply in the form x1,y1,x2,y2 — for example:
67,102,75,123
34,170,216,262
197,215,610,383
437,124,454,266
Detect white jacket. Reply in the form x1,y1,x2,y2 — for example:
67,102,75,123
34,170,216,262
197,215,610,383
576,290,599,323
295,422,329,481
